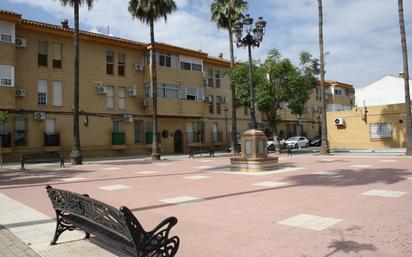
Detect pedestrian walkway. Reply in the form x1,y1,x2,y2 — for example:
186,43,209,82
0,225,40,257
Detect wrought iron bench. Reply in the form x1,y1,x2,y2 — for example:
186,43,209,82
46,185,179,257
188,146,215,159
20,152,64,170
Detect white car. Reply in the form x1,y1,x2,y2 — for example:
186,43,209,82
267,137,286,151
285,136,309,149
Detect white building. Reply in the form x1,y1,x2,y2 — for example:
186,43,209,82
356,75,412,107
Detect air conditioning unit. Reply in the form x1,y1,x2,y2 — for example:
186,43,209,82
134,64,144,71
123,114,133,122
34,112,46,120
15,88,26,97
96,85,107,95
128,88,137,96
334,118,345,126
141,99,149,107
222,97,228,103
15,37,27,48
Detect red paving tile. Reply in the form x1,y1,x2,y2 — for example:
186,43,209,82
1,155,411,257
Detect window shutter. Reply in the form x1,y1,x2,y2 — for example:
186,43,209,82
52,81,63,106
180,85,186,99
38,80,48,93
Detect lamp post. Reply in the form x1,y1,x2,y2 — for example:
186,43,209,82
224,106,229,151
232,15,267,129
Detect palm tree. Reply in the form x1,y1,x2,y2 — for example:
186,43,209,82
211,0,248,155
397,0,412,155
58,0,94,165
318,0,329,155
128,0,176,160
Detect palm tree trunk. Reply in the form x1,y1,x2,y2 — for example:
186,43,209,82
150,20,160,160
228,28,238,154
398,0,412,155
318,0,329,155
70,1,82,164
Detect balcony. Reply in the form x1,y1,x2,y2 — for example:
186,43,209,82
44,133,60,147
1,133,11,149
112,132,126,150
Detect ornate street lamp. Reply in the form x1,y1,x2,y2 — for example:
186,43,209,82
230,15,278,172
233,15,267,129
224,106,229,152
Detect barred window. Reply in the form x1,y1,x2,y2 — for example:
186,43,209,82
370,123,392,139
37,80,48,106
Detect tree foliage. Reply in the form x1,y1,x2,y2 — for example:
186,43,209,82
232,49,318,130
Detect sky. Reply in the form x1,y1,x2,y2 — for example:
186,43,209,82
1,0,411,88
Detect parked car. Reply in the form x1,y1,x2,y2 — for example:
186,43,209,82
285,136,309,148
267,137,286,151
309,136,321,146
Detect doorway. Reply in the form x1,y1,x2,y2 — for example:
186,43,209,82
174,130,183,153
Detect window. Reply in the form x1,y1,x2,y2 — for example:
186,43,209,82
106,51,114,75
159,53,172,67
53,43,62,69
334,89,343,95
345,90,350,96
144,83,152,97
52,80,63,106
158,83,178,98
38,41,48,67
37,80,48,106
192,63,202,71
134,120,143,144
215,70,221,88
207,69,214,87
0,21,14,43
118,53,125,76
216,96,221,114
180,86,204,101
0,121,6,135
113,121,121,133
45,119,56,134
106,86,114,108
118,87,126,109
0,65,14,87
180,61,191,70
370,123,392,139
208,96,214,113
14,117,27,146
146,121,153,144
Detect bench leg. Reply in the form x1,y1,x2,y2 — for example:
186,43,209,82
20,162,25,171
84,232,90,239
51,212,74,245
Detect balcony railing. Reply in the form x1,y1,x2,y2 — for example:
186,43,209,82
212,132,223,143
145,132,161,144
112,132,126,145
185,132,204,144
44,133,60,147
0,133,11,148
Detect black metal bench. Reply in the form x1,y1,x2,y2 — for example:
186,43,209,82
46,185,179,257
20,152,64,170
188,146,215,159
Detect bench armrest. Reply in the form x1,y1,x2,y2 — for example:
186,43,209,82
147,216,177,236
142,216,177,248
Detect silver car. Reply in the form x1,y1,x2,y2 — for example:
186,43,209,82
285,136,309,148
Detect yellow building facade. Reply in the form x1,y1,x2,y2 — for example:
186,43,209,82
327,103,407,149
0,10,253,161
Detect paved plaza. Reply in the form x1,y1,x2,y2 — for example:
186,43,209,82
0,154,411,257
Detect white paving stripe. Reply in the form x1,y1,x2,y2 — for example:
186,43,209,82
160,196,202,204
199,160,213,163
183,175,210,180
212,167,305,176
0,193,117,257
379,160,398,163
157,163,172,166
253,181,287,188
278,214,343,231
350,165,372,168
102,167,121,170
312,171,337,175
61,177,87,182
98,184,131,191
320,159,338,162
137,171,159,174
195,166,212,169
408,176,412,180
362,189,407,198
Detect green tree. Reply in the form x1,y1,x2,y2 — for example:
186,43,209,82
57,0,94,165
232,49,318,150
397,0,412,155
128,0,177,160
211,0,248,154
317,0,329,155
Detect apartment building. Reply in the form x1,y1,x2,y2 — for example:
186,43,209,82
0,9,252,160
263,80,355,140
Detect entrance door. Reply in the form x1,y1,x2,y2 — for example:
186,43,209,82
174,130,183,153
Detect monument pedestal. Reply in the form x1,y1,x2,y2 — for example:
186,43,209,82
230,129,278,172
